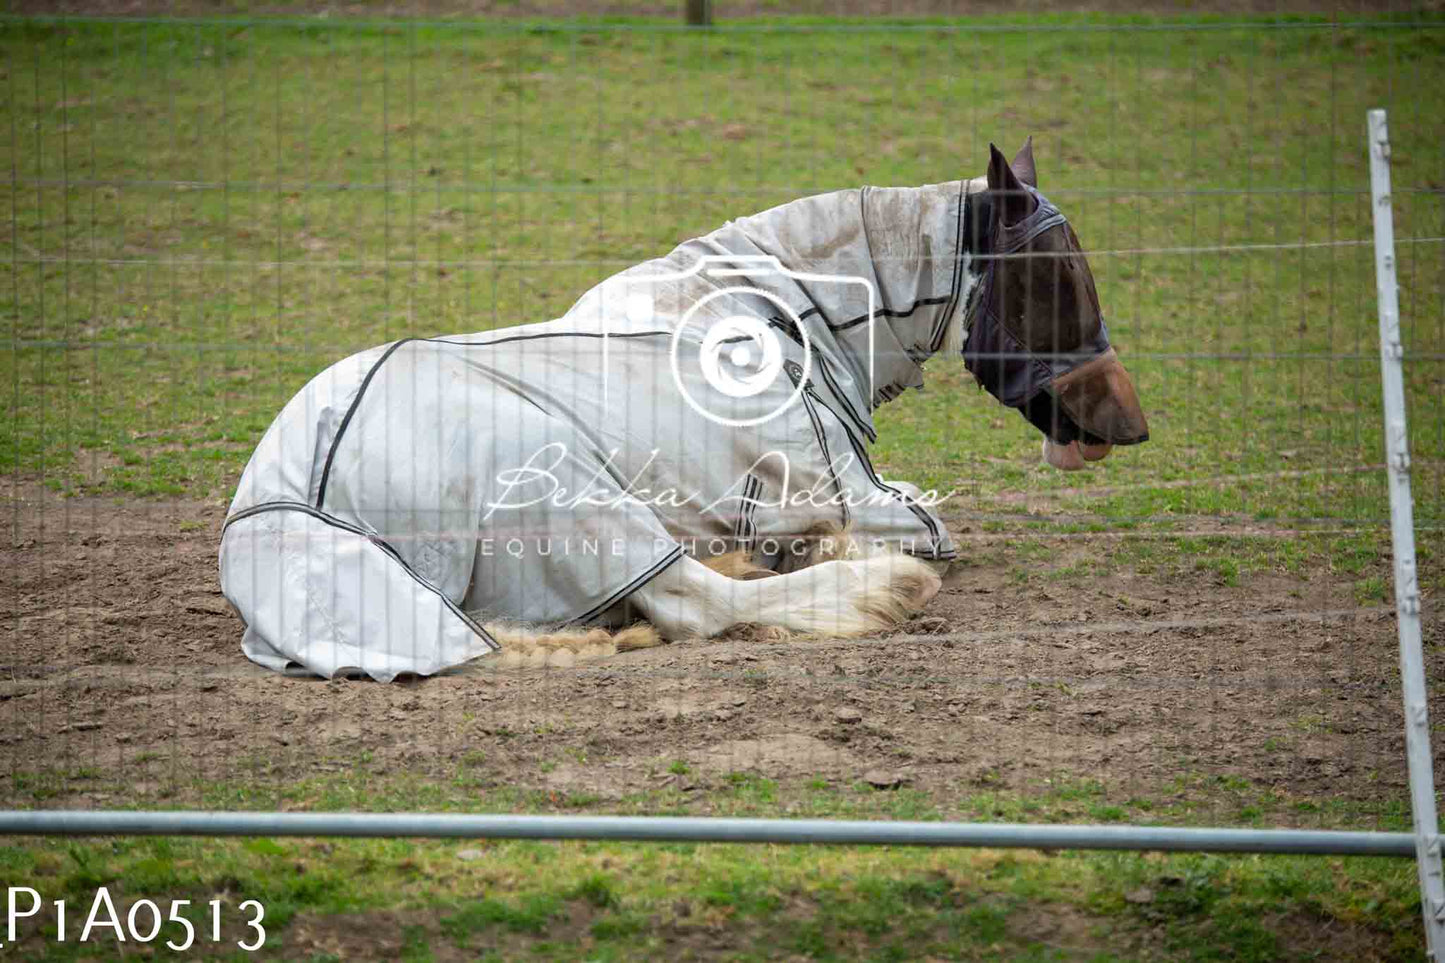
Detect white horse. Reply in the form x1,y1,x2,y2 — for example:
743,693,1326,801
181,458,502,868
220,139,1148,680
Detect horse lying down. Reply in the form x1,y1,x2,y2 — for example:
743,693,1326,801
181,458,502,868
220,139,1148,681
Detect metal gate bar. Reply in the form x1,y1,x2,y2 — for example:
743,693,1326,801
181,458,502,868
0,811,1415,857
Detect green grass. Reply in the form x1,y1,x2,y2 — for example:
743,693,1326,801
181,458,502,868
3,11,1443,961
2,14,1442,529
0,753,1425,957
0,742,1428,956
0,775,1425,960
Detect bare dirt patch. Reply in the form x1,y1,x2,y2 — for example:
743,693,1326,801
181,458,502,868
1,483,1440,819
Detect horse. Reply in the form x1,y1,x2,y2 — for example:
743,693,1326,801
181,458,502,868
219,139,1148,681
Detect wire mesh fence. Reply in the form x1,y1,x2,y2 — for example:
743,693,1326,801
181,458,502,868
1,6,1443,956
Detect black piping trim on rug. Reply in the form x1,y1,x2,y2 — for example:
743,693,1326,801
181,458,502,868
787,364,851,531
568,544,687,625
424,330,673,348
832,294,952,335
315,337,415,509
314,330,674,510
816,404,956,562
223,500,500,650
775,294,956,441
931,183,972,353
767,314,876,443
733,474,762,547
812,348,875,443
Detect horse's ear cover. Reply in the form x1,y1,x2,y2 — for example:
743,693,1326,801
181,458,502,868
1010,135,1037,189
986,143,1038,227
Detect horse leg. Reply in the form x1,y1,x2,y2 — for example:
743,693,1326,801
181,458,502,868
626,552,941,641
480,547,943,665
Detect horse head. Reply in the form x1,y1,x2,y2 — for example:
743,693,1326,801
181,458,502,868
963,137,1149,470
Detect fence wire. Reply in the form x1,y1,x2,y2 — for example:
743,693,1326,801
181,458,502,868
1,8,1443,955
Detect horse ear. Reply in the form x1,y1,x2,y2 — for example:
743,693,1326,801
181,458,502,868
987,142,1038,226
1011,135,1037,189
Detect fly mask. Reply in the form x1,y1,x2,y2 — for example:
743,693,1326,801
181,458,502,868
961,141,1149,450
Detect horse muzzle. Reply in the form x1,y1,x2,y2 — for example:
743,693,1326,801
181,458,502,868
1049,347,1149,447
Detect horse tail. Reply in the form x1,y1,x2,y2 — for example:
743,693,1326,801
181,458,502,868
482,621,664,668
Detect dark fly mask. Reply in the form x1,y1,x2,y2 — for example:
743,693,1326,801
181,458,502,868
961,185,1148,447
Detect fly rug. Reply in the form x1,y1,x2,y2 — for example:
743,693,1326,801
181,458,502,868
220,139,1149,681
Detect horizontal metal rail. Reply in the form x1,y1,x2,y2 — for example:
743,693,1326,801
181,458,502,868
0,812,1414,857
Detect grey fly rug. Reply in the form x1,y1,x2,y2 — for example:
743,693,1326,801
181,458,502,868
220,180,1025,680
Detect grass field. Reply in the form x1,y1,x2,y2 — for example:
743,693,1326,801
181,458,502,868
0,788,1426,960
3,9,1444,961
4,14,1443,517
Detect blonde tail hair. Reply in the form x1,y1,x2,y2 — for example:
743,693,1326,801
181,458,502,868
482,622,663,669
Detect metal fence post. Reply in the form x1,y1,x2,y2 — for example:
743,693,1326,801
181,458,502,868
1367,107,1445,961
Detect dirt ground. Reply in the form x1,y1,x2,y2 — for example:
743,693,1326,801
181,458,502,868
2,482,1440,819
